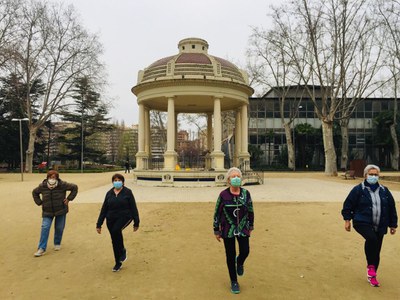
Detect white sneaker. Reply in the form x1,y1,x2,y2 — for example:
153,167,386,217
54,245,61,251
34,249,46,257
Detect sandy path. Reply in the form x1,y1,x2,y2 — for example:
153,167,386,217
0,171,399,299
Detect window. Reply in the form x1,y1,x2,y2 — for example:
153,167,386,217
365,101,372,111
192,45,195,49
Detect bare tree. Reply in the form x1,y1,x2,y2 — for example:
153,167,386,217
378,0,400,170
248,27,304,170
0,0,20,70
9,0,104,172
265,0,386,175
150,110,167,147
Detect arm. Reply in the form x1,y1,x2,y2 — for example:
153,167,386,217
127,189,140,228
342,186,359,232
96,193,109,230
64,182,78,201
213,196,223,241
32,186,43,206
247,190,254,231
386,188,398,234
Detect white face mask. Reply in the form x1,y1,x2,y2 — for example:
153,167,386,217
48,178,57,185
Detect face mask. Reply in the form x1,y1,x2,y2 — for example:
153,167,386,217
113,181,123,189
366,175,379,185
230,176,242,187
48,178,57,185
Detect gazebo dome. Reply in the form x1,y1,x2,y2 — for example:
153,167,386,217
137,37,248,85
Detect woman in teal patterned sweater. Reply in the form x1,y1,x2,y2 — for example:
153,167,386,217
213,167,254,294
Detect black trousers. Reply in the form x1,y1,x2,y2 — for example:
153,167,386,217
106,217,132,264
223,236,250,282
354,224,384,270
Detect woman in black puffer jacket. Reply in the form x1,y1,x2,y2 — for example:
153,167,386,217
32,170,78,257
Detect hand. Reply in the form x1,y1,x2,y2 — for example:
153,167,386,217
215,234,221,242
96,227,101,234
345,220,351,232
390,227,396,235
63,198,69,205
133,226,139,232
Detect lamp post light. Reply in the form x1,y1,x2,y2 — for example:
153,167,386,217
11,118,29,181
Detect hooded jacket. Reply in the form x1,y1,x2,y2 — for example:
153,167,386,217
32,179,78,217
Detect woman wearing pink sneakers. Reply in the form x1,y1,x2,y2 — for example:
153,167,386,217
342,164,398,287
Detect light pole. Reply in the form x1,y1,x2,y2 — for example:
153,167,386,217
11,118,29,181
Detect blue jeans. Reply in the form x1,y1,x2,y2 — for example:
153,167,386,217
38,214,66,250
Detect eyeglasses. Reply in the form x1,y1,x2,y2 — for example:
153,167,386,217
367,174,379,177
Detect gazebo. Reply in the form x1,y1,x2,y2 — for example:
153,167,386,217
131,37,254,186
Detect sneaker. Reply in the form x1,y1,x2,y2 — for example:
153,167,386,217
112,263,122,272
367,265,376,278
368,276,380,287
54,245,61,251
120,249,127,263
236,256,244,276
34,249,46,257
230,281,240,294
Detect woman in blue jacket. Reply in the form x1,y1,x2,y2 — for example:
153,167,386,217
342,164,397,287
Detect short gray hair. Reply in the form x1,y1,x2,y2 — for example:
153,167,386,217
363,164,380,177
226,167,242,181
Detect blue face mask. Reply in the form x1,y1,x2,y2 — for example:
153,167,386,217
366,175,379,185
230,176,242,187
113,181,123,189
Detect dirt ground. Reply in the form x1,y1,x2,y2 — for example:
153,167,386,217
0,171,399,300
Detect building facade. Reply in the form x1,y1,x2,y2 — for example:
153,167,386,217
248,87,396,169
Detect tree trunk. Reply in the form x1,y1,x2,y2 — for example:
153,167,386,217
321,121,338,176
25,126,38,173
390,124,399,170
340,122,349,170
284,123,295,170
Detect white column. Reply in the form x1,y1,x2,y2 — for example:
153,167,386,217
138,104,145,152
214,98,222,152
211,97,225,170
164,97,177,170
135,103,148,170
234,109,241,167
167,98,175,151
205,113,213,170
239,104,251,171
145,107,151,167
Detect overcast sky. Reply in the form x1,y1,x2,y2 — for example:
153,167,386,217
63,0,281,126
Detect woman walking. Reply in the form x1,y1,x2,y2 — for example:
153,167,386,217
213,167,254,294
32,170,78,257
342,164,397,287
96,173,140,272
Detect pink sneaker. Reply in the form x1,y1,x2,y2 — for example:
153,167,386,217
367,265,376,278
368,276,380,287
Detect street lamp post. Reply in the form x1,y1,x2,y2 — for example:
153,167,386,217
11,118,29,181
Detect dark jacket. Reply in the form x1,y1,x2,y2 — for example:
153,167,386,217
96,186,140,228
213,187,254,238
342,181,398,234
32,179,78,217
